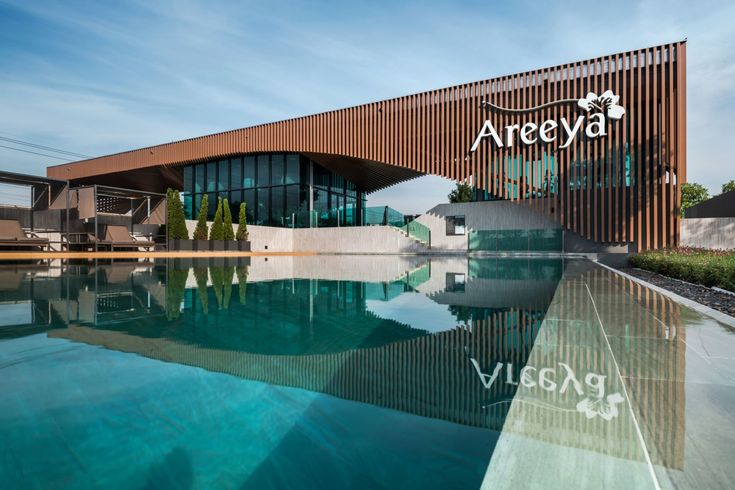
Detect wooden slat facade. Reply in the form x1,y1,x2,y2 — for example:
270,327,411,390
48,42,686,250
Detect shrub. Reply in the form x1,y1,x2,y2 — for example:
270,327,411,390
166,188,189,240
236,202,249,241
630,248,735,292
193,194,209,240
209,197,224,240
223,198,235,241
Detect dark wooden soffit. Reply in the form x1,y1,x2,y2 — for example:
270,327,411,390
304,153,422,193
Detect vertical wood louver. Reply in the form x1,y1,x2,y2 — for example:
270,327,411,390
48,42,686,250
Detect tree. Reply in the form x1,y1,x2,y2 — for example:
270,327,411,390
166,188,188,240
209,197,224,240
223,198,235,241
193,194,209,240
448,182,474,203
722,180,735,194
680,182,709,216
236,202,249,241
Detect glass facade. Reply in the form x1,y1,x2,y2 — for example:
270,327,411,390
182,153,364,228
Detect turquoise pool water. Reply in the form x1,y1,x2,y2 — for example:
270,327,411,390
1,256,734,489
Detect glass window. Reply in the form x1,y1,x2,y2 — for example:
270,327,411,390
330,192,343,226
231,158,242,191
229,190,242,222
446,215,466,236
313,187,328,227
313,162,330,190
194,165,205,194
207,192,217,220
206,162,217,192
256,187,269,226
345,196,356,226
244,189,255,223
243,156,256,188
257,155,270,187
332,174,345,194
184,194,193,220
218,160,228,191
285,184,307,228
285,154,300,185
271,186,285,226
446,273,466,292
271,154,285,186
183,166,193,194
193,194,201,218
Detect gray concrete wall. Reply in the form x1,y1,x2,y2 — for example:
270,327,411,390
415,200,559,251
293,226,427,254
681,218,735,250
185,220,426,254
186,199,633,255
185,221,294,252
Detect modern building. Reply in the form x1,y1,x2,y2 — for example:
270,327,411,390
48,41,686,251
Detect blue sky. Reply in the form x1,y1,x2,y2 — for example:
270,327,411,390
1,0,733,213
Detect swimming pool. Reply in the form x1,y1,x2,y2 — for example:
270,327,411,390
1,256,733,489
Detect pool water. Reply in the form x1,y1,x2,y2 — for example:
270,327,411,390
1,256,734,489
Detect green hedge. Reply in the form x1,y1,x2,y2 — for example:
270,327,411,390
629,248,735,292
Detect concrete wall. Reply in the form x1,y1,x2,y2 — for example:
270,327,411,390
293,226,427,254
185,220,426,254
185,221,294,252
681,218,735,250
186,199,631,255
415,200,559,251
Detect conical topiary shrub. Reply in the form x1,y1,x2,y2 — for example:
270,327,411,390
223,198,235,241
166,188,188,240
210,197,224,240
236,202,249,241
193,194,209,240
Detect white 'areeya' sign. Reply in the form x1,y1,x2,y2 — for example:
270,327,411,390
470,358,625,421
470,90,626,152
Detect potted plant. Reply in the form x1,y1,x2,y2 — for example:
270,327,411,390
222,198,238,251
192,194,209,251
236,202,251,251
209,197,225,251
167,189,193,250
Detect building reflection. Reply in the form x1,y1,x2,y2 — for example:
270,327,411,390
0,256,685,470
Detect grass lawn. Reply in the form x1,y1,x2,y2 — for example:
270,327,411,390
629,248,735,293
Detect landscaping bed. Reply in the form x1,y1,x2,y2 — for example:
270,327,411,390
629,248,735,293
624,248,735,317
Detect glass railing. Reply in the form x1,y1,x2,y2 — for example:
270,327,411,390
364,206,405,227
399,220,431,246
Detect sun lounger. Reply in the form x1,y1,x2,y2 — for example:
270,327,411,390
94,225,156,251
0,220,50,251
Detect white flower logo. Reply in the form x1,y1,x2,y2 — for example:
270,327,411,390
577,90,626,120
575,392,624,421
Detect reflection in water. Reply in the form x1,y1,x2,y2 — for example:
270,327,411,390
0,256,732,489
